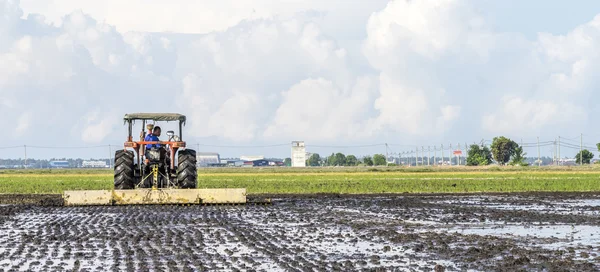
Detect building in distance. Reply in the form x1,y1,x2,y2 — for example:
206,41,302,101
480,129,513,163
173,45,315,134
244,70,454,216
82,160,108,168
197,152,222,167
291,141,306,167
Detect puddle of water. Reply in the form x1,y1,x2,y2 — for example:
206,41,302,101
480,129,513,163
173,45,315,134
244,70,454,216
446,224,599,248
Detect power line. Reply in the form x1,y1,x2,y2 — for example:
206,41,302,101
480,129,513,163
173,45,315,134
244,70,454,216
560,142,596,150
560,137,580,144
386,143,419,148
195,143,289,148
561,135,582,141
309,143,386,148
1,135,596,156
27,145,113,149
0,146,23,150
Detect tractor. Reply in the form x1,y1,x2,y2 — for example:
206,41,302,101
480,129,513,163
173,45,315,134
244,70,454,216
114,113,197,190
61,113,247,206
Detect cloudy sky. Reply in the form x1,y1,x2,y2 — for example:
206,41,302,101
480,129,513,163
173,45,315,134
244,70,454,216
2,0,600,159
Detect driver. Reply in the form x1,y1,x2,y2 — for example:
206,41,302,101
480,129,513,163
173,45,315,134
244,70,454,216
145,126,161,150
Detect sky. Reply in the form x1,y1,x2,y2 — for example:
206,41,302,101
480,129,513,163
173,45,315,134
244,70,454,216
1,0,600,160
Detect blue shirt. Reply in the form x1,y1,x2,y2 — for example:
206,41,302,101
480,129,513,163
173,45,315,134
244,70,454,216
144,133,160,149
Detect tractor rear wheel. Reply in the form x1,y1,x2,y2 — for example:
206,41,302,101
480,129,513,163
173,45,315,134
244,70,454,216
177,149,197,189
114,150,135,189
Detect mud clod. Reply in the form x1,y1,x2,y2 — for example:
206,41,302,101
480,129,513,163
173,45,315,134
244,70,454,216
434,264,446,272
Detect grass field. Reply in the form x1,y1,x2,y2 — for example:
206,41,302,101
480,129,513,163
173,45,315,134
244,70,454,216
0,166,599,194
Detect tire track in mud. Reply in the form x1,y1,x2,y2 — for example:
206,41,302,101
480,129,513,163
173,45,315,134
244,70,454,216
218,204,325,271
0,193,599,271
318,196,600,271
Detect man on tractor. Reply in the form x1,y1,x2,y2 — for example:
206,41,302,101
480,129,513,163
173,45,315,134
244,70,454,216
145,126,162,150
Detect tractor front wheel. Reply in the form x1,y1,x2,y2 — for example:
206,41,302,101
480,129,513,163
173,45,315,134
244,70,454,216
114,150,135,189
177,149,197,189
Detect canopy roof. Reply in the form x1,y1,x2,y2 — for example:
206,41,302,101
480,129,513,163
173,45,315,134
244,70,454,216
124,113,186,122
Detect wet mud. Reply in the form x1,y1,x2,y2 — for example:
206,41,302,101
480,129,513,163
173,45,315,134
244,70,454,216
0,194,63,206
0,193,599,271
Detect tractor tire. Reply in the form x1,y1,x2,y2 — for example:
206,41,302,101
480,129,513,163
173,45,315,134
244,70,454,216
114,150,135,189
177,149,197,189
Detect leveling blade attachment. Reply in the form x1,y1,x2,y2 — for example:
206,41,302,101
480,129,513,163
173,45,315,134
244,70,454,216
63,190,112,206
63,188,247,206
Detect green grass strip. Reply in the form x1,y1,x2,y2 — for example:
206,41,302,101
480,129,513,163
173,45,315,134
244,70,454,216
0,170,598,194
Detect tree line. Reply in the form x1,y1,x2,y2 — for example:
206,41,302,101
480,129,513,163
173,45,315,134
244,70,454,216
303,153,389,166
0,158,111,168
294,136,600,167
468,136,597,166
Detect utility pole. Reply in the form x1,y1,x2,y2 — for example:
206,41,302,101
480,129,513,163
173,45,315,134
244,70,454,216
428,146,430,166
449,143,452,166
457,143,461,166
434,146,437,166
558,136,561,166
465,142,468,165
416,147,419,166
538,136,542,167
421,146,425,166
441,144,444,166
580,133,583,166
553,138,557,166
23,145,27,169
385,143,389,163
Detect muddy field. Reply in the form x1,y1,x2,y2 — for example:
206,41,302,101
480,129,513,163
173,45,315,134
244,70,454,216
0,193,599,271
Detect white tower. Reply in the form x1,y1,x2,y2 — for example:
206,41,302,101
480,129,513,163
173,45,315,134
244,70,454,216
291,141,306,167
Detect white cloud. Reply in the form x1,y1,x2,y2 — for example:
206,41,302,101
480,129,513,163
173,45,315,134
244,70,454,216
264,76,377,141
174,15,364,142
0,0,599,159
481,14,600,136
15,111,31,136
362,0,598,140
0,0,178,148
362,0,482,136
18,0,389,34
482,96,585,134
79,110,119,143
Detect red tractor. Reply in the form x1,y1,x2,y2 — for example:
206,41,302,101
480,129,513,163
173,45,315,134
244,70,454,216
114,113,197,190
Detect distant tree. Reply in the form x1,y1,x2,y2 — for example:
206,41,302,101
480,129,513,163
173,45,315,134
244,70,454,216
334,153,346,166
327,153,336,166
597,143,600,164
575,149,594,164
283,158,291,167
509,145,528,166
346,155,358,166
466,144,492,166
490,136,518,165
326,153,346,166
362,156,373,166
373,154,386,166
306,154,321,166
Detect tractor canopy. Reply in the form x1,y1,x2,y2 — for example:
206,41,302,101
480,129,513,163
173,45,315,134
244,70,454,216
124,113,186,123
